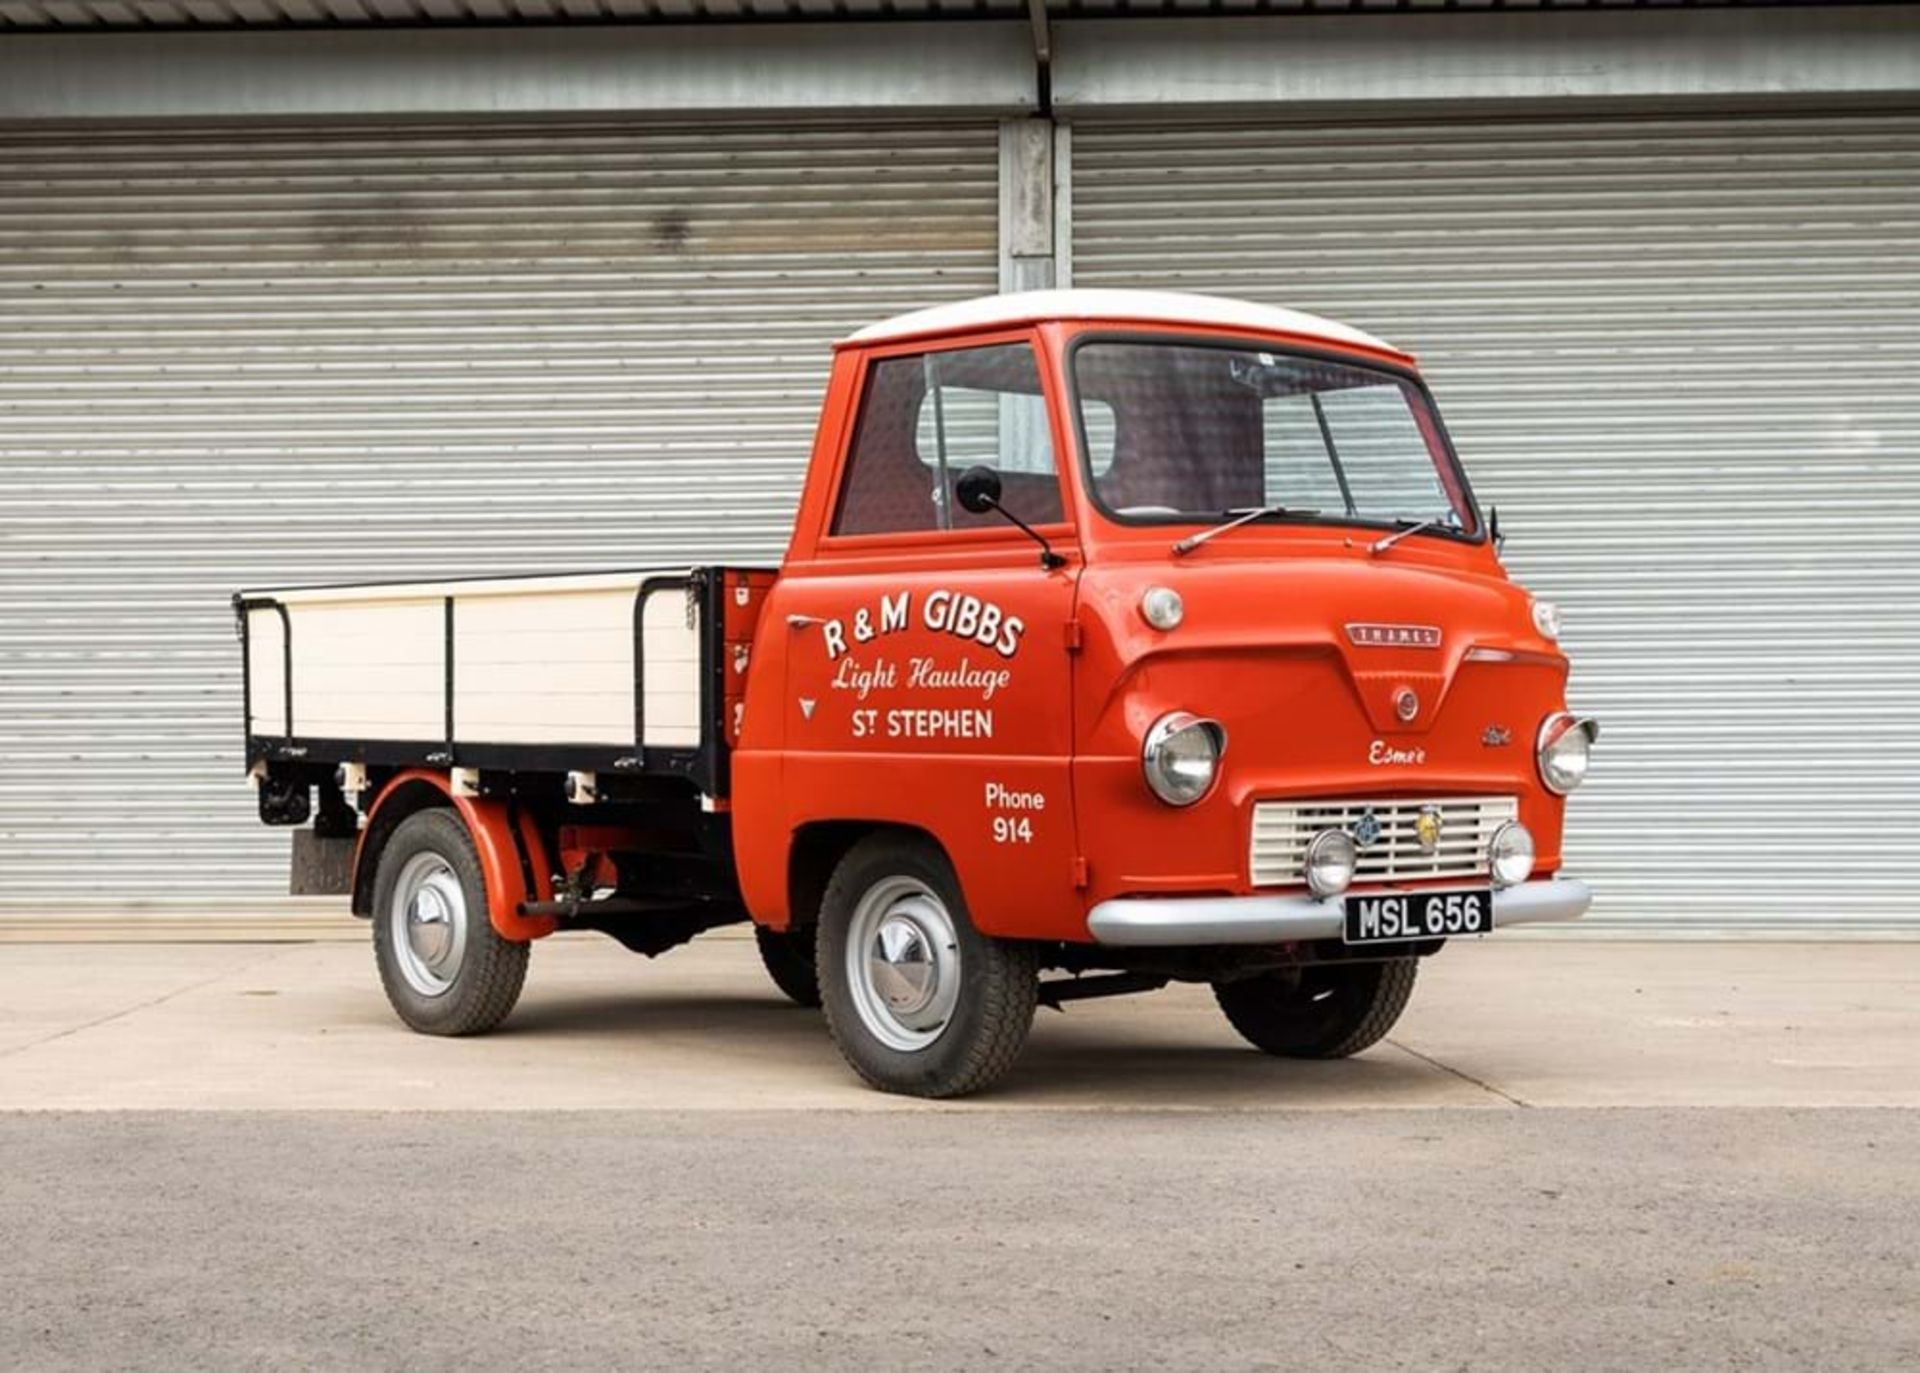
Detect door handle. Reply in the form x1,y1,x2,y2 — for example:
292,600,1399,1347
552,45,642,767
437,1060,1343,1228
786,613,825,629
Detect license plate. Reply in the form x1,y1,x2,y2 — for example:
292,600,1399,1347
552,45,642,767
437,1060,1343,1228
1344,888,1492,944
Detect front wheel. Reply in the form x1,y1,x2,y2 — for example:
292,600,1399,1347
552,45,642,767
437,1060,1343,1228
1212,958,1417,1059
371,808,530,1036
816,834,1037,1098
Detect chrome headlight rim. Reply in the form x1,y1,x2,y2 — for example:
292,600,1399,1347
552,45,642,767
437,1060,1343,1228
1141,710,1227,807
1487,820,1536,890
1536,711,1598,796
1304,827,1357,899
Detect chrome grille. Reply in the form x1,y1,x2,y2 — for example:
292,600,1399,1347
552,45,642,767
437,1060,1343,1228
1250,796,1520,888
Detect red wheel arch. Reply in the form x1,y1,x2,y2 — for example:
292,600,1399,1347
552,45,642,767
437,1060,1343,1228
353,769,556,942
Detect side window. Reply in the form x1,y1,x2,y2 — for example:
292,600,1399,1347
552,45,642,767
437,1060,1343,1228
832,343,1065,537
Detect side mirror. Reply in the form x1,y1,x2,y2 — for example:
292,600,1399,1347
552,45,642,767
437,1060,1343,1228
950,463,1065,571
1489,504,1504,553
954,465,1003,516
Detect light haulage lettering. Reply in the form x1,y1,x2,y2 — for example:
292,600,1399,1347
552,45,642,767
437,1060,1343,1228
906,656,1013,701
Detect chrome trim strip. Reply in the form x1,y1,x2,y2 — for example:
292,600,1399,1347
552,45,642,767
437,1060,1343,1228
1086,877,1592,947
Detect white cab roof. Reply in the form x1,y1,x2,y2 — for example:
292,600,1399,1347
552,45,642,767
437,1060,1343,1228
842,289,1404,359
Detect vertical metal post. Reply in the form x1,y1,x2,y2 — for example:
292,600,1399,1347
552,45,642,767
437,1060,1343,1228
1052,122,1073,288
999,117,1059,294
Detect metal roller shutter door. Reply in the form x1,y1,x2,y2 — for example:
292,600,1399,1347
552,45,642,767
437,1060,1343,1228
0,118,999,911
1071,111,1920,931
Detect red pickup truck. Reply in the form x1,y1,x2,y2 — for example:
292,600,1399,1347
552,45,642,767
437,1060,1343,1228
237,289,1595,1097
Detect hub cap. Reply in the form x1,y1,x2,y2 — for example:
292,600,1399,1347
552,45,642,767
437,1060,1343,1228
846,876,960,1052
390,851,469,997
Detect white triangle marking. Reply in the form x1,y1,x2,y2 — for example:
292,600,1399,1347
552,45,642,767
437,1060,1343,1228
798,698,817,720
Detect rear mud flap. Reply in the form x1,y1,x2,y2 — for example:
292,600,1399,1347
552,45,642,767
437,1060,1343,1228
290,828,355,897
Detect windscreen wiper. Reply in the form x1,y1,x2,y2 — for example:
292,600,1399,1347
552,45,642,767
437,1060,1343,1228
1173,504,1315,557
1369,515,1445,557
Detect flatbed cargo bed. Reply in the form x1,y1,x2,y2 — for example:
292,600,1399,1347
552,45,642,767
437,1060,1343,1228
237,565,774,799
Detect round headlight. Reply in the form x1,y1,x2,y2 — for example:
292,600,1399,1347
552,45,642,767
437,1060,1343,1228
1305,828,1357,898
1537,712,1595,795
1141,711,1225,806
1488,820,1535,889
1531,598,1563,641
1140,586,1185,631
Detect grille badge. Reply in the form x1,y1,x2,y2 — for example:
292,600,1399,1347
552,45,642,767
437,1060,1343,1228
1415,806,1445,853
1350,810,1383,850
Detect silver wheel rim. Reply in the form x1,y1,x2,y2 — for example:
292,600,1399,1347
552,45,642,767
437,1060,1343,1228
389,851,469,998
846,875,960,1053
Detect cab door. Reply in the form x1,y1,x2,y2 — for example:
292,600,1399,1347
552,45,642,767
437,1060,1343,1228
776,336,1086,942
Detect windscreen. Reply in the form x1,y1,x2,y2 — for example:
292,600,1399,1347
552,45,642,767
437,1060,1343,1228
1071,340,1476,535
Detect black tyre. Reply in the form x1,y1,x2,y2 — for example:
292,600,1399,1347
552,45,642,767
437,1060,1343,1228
1213,958,1418,1059
755,924,821,1008
816,834,1038,1099
371,808,531,1036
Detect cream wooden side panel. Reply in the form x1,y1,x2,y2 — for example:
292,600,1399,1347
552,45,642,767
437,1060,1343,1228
288,598,444,741
453,585,637,746
249,570,703,751
639,588,702,749
245,607,286,737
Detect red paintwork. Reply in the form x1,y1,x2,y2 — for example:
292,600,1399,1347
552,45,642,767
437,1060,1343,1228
730,309,1573,943
722,569,779,753
360,769,556,942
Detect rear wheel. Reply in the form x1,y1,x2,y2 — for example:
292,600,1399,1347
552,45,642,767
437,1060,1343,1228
754,924,820,1007
816,834,1037,1098
1212,958,1417,1059
371,808,530,1036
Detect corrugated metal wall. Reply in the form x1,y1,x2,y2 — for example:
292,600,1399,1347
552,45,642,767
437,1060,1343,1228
1071,110,1920,930
0,119,999,908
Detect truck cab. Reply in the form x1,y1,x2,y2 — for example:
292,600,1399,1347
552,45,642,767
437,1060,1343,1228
238,289,1594,1098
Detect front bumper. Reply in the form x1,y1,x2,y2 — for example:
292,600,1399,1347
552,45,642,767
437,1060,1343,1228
1086,877,1591,947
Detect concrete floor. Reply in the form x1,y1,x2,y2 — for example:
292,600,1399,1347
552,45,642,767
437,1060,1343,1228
0,934,1915,1110
2,935,1917,1370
